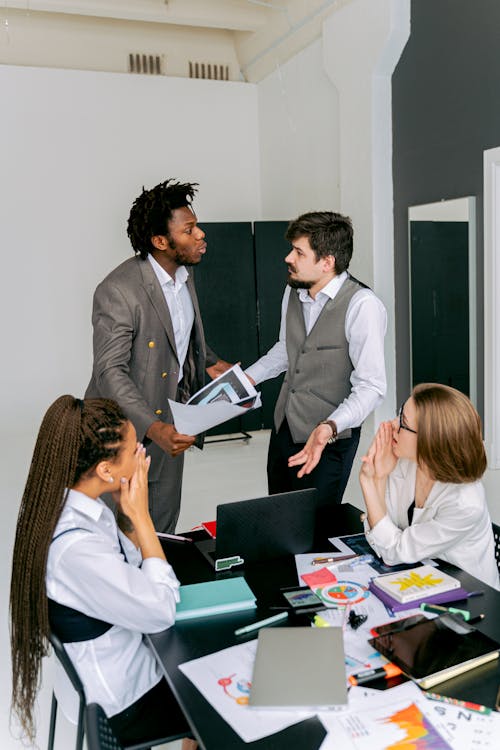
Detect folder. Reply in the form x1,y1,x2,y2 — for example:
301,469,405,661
368,579,470,612
175,576,256,621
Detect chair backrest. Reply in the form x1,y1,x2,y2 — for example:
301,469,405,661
49,632,86,702
492,523,500,573
85,703,123,750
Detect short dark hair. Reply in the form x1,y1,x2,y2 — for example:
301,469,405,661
127,179,198,259
285,211,353,273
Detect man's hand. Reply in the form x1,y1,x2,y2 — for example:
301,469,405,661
206,359,233,380
146,421,195,457
287,423,333,477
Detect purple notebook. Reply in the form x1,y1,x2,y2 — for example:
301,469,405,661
368,580,470,612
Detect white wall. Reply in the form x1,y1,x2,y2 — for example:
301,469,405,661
0,63,261,750
257,38,340,220
0,65,261,438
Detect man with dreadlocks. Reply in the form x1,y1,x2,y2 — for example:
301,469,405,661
86,180,230,533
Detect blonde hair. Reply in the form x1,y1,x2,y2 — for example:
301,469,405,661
412,383,486,483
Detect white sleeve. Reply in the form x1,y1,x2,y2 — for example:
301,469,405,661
245,287,290,384
365,485,483,565
51,532,180,634
329,290,387,433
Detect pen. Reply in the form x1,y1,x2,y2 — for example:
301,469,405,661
348,663,402,686
312,554,357,565
234,611,288,636
468,614,485,625
424,691,492,715
156,532,193,543
420,603,470,620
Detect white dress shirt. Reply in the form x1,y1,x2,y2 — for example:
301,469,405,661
364,459,500,589
245,273,387,433
148,255,195,383
46,489,180,720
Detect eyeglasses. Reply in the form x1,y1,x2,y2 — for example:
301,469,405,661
398,403,417,434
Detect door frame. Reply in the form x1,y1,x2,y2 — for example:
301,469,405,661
407,197,476,404
484,147,500,468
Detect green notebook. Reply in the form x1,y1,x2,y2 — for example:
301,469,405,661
175,576,256,621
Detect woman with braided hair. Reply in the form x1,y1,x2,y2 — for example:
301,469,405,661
10,395,196,748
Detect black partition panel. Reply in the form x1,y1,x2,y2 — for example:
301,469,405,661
195,222,261,434
254,221,290,429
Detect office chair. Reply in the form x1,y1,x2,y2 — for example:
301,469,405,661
48,632,193,750
492,522,500,573
85,702,192,750
47,632,86,750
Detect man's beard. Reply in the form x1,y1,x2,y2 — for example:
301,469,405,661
168,236,199,267
287,277,314,289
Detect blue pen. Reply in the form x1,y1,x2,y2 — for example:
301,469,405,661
349,554,374,567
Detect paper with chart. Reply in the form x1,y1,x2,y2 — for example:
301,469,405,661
178,639,314,742
318,681,500,750
169,364,261,435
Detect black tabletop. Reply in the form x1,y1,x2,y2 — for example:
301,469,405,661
147,502,500,750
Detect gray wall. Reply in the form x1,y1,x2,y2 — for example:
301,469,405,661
392,0,500,414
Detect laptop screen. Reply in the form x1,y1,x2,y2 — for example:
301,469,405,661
214,488,319,564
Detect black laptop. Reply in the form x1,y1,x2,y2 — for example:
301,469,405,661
196,488,319,571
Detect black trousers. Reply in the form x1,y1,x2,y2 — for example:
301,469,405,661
109,677,191,746
267,419,361,505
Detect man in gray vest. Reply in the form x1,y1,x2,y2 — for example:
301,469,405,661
246,211,387,504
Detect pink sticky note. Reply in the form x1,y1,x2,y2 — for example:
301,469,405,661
301,567,337,587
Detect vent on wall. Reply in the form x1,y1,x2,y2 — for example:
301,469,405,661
128,53,165,75
189,61,229,81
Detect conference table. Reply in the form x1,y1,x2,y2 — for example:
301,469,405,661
147,503,500,750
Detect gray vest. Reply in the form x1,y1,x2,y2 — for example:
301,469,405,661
274,275,366,442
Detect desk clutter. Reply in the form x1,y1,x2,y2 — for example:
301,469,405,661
176,533,500,749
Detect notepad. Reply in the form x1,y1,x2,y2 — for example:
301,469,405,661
175,577,256,621
369,613,500,689
249,627,348,709
371,565,460,604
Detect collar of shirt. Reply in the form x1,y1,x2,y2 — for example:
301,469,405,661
64,488,107,523
297,270,348,305
148,254,188,291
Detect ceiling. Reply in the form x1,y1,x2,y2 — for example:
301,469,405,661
3,0,345,81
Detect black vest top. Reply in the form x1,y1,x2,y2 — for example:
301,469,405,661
48,527,123,643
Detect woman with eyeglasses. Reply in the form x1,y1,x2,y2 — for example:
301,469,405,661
359,383,499,588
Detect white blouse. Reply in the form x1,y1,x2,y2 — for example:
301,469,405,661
46,489,180,720
364,459,500,590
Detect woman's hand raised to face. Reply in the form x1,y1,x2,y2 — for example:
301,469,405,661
360,422,397,481
118,443,151,524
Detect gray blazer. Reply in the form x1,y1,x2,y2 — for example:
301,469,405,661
86,256,215,481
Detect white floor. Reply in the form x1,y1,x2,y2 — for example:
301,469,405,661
1,428,365,750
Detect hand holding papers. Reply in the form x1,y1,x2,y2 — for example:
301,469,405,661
168,364,261,435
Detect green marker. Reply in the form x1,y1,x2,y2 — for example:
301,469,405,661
420,602,470,620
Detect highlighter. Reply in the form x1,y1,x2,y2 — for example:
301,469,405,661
420,603,470,620
349,662,402,686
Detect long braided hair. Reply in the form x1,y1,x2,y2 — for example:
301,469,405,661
10,395,127,742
